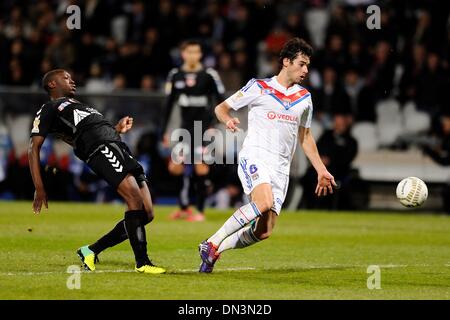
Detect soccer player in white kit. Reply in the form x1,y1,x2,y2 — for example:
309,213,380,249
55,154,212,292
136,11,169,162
199,38,337,272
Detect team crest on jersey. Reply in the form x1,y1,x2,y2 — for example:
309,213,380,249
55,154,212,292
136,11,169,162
282,98,291,108
261,88,275,95
185,74,197,87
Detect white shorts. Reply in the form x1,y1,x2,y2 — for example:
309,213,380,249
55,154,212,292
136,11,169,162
237,155,289,215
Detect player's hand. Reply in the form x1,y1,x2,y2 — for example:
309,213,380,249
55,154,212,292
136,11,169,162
226,118,240,132
33,189,48,214
116,116,133,133
315,170,337,197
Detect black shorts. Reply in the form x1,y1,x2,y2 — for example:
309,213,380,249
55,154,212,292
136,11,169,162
86,141,148,189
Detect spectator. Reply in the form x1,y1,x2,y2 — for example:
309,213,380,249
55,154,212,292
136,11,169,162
422,112,450,214
217,51,242,92
415,52,447,116
85,62,112,93
301,112,358,210
313,66,351,128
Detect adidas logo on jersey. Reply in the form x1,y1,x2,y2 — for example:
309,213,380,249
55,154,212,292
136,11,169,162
73,109,92,126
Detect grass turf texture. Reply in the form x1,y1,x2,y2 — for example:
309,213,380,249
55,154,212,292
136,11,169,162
0,201,449,299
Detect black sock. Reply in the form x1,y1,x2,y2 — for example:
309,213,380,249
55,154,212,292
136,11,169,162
179,174,191,210
88,219,128,255
124,210,150,268
195,175,208,214
88,212,151,255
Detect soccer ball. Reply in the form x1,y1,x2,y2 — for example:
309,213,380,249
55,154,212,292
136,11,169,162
396,177,428,208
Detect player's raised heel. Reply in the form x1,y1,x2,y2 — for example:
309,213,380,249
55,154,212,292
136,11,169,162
76,245,96,271
135,262,166,274
198,240,220,273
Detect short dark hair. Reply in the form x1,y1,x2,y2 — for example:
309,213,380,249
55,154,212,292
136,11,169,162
279,37,313,66
180,39,203,51
42,69,65,93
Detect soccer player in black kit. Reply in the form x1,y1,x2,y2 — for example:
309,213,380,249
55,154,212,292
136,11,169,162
162,40,225,222
28,69,166,274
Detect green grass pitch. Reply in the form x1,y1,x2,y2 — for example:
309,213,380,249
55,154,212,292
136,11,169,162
0,201,449,299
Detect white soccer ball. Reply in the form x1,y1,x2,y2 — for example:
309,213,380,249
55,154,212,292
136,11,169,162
396,177,428,208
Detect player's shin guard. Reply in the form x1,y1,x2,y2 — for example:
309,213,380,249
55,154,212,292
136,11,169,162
207,202,261,246
88,219,128,255
89,211,151,255
217,221,260,253
195,175,208,213
179,175,191,210
124,210,150,268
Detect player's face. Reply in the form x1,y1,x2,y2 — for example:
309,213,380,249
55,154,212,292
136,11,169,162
181,45,202,66
55,71,76,97
287,53,310,84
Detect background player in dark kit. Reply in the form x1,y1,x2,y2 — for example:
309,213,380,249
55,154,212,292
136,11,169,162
28,69,166,274
162,40,225,221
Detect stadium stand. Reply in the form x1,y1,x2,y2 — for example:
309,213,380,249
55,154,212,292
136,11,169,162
1,0,449,211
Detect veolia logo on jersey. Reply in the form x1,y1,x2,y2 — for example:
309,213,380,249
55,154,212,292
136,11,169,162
267,111,297,122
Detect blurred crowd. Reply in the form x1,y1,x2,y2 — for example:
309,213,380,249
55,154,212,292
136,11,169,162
1,0,449,116
1,0,450,211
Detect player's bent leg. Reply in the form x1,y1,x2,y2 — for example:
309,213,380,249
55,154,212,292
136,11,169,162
206,199,263,247
168,162,193,220
198,186,269,273
204,183,271,245
253,210,277,240
118,175,166,274
138,180,154,222
187,163,210,222
250,183,274,214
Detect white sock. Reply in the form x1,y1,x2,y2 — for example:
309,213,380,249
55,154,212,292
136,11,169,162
217,224,260,253
208,202,261,246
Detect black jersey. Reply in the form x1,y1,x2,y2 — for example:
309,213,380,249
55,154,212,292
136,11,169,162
30,97,121,161
162,67,225,133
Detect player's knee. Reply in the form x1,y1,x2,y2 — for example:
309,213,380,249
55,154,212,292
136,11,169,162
256,229,272,240
254,198,273,213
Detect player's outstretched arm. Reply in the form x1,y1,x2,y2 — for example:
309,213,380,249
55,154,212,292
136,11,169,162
115,116,133,134
215,101,240,132
299,127,337,196
28,136,48,214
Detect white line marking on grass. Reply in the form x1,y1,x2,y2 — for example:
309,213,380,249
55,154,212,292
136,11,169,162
3,264,447,276
0,267,257,276
280,264,409,270
0,269,135,276
175,267,256,273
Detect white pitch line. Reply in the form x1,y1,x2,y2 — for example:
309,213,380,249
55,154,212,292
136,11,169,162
1,264,448,277
175,267,256,273
0,269,134,276
0,267,256,276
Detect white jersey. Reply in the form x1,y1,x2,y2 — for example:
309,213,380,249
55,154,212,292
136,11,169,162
226,76,313,175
